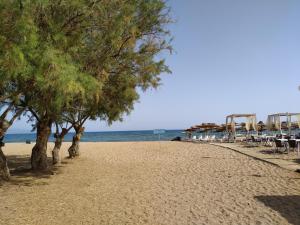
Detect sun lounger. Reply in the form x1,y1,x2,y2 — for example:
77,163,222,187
287,139,297,154
274,139,288,154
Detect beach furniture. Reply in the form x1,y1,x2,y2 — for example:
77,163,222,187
221,136,225,142
203,135,209,142
225,114,258,142
210,135,216,142
263,135,275,147
287,139,297,154
296,139,300,156
248,135,261,147
274,139,288,154
286,139,300,155
266,113,300,136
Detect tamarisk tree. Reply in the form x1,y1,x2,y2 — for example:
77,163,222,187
0,103,24,180
66,0,172,155
0,0,172,172
0,1,100,171
49,0,172,159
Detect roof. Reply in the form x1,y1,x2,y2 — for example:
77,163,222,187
268,113,300,117
226,114,256,118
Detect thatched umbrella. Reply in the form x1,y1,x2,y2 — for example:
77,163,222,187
194,123,222,136
216,124,227,132
195,123,220,130
184,127,198,139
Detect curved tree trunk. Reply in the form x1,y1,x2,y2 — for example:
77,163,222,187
0,123,10,181
52,128,68,165
31,119,52,171
52,138,63,165
68,126,84,158
0,108,25,180
0,146,10,181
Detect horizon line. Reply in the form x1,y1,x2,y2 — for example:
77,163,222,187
6,128,185,135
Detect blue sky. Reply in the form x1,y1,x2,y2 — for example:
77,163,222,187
10,0,300,133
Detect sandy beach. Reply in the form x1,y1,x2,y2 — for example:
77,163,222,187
0,142,300,225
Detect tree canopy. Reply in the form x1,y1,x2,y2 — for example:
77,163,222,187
0,0,172,172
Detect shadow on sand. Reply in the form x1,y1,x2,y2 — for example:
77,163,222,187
293,158,300,164
258,149,287,155
0,155,70,187
255,195,300,225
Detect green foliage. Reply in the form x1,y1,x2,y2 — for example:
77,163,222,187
0,0,172,127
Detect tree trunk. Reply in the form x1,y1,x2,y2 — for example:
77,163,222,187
68,126,84,158
0,146,10,181
0,109,25,180
0,120,13,181
31,119,52,171
52,128,68,165
52,138,62,165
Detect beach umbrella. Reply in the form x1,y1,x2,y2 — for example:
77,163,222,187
194,123,222,136
215,124,227,132
195,123,220,130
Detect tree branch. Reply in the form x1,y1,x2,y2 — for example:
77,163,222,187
0,104,14,120
8,108,25,125
28,107,40,123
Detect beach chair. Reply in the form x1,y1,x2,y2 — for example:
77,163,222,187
220,135,228,143
210,135,216,142
274,139,287,154
192,136,197,141
287,139,297,154
251,135,261,147
198,135,203,141
203,135,209,142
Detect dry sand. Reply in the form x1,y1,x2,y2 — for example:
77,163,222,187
0,142,300,225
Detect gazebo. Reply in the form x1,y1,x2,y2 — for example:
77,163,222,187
266,113,300,135
225,114,258,140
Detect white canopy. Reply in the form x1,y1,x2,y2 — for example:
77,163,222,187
266,113,300,134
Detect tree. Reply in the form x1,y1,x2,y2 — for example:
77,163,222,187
63,73,140,158
0,1,30,178
50,0,173,159
25,51,99,170
0,0,172,172
72,0,172,154
0,103,24,180
51,122,73,165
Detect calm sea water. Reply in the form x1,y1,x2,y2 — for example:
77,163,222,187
4,130,185,143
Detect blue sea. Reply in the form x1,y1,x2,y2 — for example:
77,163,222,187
4,130,185,143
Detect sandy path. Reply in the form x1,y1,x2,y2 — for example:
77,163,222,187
0,142,300,225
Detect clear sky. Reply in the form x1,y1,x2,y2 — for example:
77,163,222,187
9,0,300,133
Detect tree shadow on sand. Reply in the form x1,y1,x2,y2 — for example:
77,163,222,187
255,195,300,225
0,155,70,187
293,158,300,164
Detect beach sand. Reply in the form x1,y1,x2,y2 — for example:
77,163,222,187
0,142,300,225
